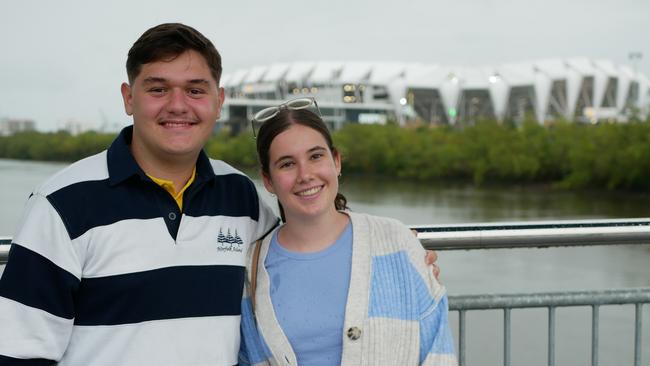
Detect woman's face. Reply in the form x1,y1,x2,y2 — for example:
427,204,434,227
263,123,341,223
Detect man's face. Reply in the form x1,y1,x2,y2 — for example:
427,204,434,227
121,50,224,166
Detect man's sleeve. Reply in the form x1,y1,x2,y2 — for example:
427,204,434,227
0,194,81,363
253,186,279,241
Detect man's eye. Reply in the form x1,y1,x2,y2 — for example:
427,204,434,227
279,161,294,169
188,89,206,96
148,87,166,94
311,153,324,160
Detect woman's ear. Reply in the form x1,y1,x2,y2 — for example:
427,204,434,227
261,170,275,195
333,149,342,176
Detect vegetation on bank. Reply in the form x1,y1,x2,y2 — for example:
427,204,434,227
2,119,650,190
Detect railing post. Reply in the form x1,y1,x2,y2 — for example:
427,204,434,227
635,303,642,366
459,310,466,366
591,305,599,366
504,308,511,366
548,306,555,366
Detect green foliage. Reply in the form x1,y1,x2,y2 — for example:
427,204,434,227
205,131,258,167
3,118,650,191
0,131,115,162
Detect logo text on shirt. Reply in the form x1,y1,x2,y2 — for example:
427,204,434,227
217,228,244,252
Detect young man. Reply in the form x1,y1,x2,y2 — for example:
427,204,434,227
0,23,440,365
0,23,277,365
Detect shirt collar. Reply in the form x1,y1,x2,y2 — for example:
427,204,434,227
107,125,216,187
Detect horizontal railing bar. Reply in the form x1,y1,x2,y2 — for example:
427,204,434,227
1,238,9,264
449,288,650,310
3,218,650,263
412,218,650,250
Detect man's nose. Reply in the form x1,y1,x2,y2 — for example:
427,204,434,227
166,89,188,113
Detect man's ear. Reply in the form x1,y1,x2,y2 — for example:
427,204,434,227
215,87,225,120
121,82,134,116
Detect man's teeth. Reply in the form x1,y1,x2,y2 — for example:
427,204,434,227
163,121,193,126
298,186,321,196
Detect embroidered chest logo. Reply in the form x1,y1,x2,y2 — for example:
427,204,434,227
216,228,244,252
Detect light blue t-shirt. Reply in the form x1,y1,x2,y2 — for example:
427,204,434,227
265,223,353,366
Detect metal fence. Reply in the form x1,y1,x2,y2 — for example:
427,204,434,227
2,218,650,365
449,288,648,366
411,218,650,366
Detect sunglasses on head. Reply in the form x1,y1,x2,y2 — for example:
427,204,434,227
250,97,321,137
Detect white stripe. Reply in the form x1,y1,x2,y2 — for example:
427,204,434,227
0,297,73,360
209,159,247,177
59,315,240,366
12,194,82,279
422,353,458,366
78,215,258,277
36,151,108,196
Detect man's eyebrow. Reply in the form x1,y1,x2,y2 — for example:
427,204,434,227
142,77,167,84
141,77,211,85
188,79,211,85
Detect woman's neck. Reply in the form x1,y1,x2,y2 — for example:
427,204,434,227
277,211,350,253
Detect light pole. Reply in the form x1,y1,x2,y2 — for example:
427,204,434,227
628,52,643,76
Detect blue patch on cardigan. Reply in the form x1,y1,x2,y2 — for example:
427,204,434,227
239,297,273,364
419,296,456,361
368,251,436,321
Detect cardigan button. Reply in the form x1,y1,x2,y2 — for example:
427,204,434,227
347,326,362,340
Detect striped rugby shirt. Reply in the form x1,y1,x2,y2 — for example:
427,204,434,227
0,126,277,365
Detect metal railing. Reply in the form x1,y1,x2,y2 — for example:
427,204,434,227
411,218,650,366
2,219,650,365
413,217,650,251
449,288,648,366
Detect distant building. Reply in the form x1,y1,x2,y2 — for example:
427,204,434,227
0,118,36,136
221,58,650,129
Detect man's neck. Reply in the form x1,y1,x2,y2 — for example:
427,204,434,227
130,146,198,192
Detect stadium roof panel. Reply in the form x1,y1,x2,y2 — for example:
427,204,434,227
310,62,345,83
262,63,291,82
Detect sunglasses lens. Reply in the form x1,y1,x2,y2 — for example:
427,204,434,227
286,98,313,110
254,107,279,122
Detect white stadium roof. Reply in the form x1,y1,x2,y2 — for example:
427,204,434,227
223,58,650,123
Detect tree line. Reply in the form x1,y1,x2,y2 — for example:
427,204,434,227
2,119,650,190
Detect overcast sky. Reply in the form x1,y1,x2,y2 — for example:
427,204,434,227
1,0,648,131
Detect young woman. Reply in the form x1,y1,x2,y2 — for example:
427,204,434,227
239,99,457,366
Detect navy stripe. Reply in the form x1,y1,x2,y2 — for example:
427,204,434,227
0,355,55,365
47,179,170,240
184,173,260,220
47,173,260,240
74,265,245,326
0,244,78,319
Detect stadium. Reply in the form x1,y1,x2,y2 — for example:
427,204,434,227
220,58,650,131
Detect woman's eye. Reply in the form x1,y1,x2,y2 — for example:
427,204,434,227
311,153,324,160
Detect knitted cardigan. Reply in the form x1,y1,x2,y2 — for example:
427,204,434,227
239,212,457,366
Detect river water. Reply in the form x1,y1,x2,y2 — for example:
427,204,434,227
1,158,649,365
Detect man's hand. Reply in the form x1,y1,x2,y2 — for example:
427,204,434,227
425,250,440,280
412,229,441,281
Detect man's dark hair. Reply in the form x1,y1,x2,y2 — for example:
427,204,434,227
126,23,222,84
